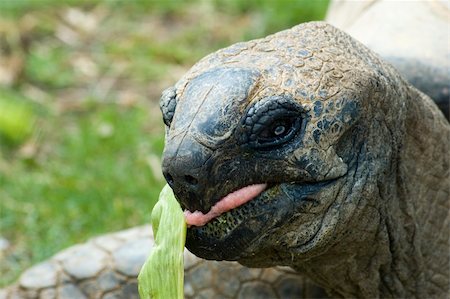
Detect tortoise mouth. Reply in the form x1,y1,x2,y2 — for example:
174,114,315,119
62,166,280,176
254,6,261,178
184,183,268,227
185,183,281,260
185,179,337,261
188,183,277,233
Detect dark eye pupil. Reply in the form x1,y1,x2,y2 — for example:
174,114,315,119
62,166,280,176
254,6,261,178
273,125,286,136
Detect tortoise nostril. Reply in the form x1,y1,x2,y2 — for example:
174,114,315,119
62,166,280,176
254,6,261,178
163,170,199,188
164,172,175,188
184,175,199,186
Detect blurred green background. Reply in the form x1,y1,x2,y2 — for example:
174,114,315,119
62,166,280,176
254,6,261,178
0,0,329,287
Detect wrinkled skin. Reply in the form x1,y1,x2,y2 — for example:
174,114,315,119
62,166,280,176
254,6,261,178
161,22,450,298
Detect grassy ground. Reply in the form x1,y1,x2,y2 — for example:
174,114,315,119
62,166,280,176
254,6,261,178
0,0,329,287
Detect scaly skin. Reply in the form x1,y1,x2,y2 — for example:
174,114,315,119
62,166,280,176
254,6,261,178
326,0,450,118
161,22,449,298
0,225,327,299
3,21,448,299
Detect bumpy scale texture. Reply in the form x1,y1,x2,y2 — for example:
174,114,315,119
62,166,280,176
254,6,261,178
162,21,450,298
326,0,450,118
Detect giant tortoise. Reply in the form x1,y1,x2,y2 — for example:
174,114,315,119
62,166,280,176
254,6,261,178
2,2,449,299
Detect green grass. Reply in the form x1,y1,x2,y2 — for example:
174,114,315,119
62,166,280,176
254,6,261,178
0,0,329,287
0,99,167,284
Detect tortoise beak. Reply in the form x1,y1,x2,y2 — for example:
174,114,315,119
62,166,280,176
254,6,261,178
161,67,262,214
162,135,213,214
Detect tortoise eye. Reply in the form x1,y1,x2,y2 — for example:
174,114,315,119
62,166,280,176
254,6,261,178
259,119,292,139
255,116,302,148
159,87,177,127
239,95,305,150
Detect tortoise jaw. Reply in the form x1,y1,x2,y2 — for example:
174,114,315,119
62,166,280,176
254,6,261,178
184,183,268,227
185,184,284,260
185,179,340,261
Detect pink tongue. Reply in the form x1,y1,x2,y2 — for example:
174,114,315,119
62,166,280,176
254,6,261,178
184,183,267,227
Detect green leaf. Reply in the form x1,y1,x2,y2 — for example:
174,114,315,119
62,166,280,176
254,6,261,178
138,185,186,299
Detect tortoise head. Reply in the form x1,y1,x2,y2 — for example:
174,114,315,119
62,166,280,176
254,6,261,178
160,22,404,267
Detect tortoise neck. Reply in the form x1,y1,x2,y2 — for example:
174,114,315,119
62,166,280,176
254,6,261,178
291,202,426,298
292,88,449,298
395,88,449,295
